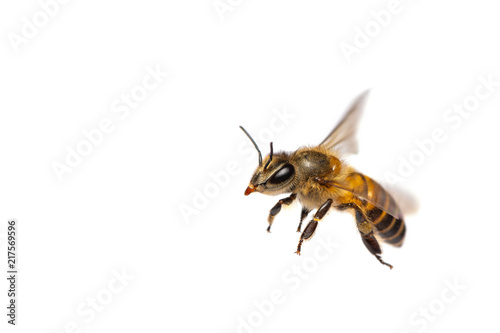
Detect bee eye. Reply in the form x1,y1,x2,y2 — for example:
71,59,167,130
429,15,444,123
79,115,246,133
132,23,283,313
268,164,294,184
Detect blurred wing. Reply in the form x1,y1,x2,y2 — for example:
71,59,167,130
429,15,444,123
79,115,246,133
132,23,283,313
383,184,419,216
319,90,369,155
326,179,404,219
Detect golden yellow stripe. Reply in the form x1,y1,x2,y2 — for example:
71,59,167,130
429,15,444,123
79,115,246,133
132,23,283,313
365,175,375,199
384,222,405,241
391,237,405,247
372,189,391,225
373,211,386,225
379,217,397,234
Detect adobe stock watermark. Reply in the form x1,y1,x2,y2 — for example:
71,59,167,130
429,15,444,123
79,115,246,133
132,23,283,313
233,236,340,333
398,278,466,333
50,267,134,333
7,0,71,54
339,0,411,64
51,64,168,182
178,106,296,224
384,74,499,185
212,0,244,21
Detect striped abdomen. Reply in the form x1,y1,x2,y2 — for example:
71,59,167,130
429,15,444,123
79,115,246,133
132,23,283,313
347,172,406,247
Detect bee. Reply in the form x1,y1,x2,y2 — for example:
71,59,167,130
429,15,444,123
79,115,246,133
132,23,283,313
240,91,407,269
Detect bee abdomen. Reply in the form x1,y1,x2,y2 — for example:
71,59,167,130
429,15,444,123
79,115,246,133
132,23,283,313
375,215,406,247
367,196,406,247
348,172,406,247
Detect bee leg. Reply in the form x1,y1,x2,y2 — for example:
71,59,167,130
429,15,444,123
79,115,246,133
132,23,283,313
267,193,297,233
297,207,311,232
360,232,393,269
351,208,393,269
295,199,333,255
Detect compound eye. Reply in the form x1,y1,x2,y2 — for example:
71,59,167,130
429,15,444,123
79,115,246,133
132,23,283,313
268,164,294,184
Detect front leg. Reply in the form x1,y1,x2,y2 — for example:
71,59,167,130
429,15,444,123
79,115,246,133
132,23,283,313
295,199,333,255
267,193,297,232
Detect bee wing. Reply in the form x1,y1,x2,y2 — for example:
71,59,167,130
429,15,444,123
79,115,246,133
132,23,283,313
383,184,419,216
319,90,369,155
327,180,404,219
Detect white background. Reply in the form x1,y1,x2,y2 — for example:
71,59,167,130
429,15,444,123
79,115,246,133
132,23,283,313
1,1,500,332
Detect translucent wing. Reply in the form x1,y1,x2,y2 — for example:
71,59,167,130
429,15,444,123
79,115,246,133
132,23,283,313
319,90,369,155
383,184,419,216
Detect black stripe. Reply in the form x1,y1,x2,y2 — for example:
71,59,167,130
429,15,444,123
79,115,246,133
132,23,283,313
368,187,387,218
378,219,403,239
375,214,395,231
367,207,383,222
385,224,406,244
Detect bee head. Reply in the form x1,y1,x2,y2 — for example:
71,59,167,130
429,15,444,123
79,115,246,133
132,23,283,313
240,126,296,196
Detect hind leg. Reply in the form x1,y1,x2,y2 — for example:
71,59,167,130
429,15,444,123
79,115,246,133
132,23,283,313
360,232,393,269
354,208,393,269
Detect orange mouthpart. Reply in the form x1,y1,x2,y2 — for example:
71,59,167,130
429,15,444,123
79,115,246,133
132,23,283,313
244,185,256,196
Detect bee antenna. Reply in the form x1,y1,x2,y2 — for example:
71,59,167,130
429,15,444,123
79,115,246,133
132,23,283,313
264,142,273,169
239,126,263,165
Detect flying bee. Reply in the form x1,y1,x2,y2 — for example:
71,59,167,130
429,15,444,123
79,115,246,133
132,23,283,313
240,91,408,269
